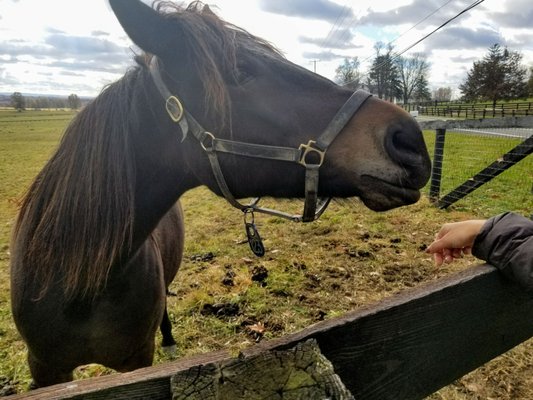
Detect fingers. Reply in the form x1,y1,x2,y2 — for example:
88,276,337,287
433,251,444,267
430,246,468,267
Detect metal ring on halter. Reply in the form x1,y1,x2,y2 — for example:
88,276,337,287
200,132,216,152
243,207,255,224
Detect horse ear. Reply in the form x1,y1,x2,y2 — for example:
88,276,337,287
109,0,178,56
202,4,215,16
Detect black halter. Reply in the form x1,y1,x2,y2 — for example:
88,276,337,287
150,57,372,255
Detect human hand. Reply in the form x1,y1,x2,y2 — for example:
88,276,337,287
426,219,487,266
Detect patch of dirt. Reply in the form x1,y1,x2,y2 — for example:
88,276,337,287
201,302,240,319
250,265,268,285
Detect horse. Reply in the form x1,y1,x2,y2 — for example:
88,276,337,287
10,0,431,388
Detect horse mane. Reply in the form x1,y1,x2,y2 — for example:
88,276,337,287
13,69,143,300
13,1,282,300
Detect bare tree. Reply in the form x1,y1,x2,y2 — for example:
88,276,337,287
396,53,430,104
433,87,452,102
527,67,533,97
334,57,362,90
11,92,26,112
68,94,81,110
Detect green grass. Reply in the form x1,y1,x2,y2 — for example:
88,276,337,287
0,111,531,398
0,110,75,391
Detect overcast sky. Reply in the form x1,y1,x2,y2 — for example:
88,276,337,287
0,0,532,98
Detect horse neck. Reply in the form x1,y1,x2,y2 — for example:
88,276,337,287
127,92,197,253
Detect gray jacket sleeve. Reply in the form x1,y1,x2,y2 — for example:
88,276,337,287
472,212,533,292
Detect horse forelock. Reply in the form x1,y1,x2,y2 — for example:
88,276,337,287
13,69,146,300
151,1,283,127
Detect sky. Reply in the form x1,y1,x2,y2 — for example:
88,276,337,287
0,0,532,99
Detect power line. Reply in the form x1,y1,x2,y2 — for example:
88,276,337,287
319,2,354,51
392,0,485,61
346,0,486,86
389,0,455,46
358,0,456,67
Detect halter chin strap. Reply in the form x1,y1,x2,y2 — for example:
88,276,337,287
149,56,372,226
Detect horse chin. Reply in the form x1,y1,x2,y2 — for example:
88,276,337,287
357,176,422,211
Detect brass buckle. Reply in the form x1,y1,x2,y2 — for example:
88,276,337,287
165,96,184,122
298,140,325,167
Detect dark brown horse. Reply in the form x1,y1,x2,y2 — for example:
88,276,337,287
10,0,431,388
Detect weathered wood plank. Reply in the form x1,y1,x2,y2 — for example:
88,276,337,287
170,339,354,399
8,264,533,399
8,351,230,400
244,264,533,399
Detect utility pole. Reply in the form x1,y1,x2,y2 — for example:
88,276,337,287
310,60,319,73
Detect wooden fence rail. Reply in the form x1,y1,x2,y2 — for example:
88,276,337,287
403,101,533,119
8,265,533,400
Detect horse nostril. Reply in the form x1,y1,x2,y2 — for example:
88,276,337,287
385,125,425,167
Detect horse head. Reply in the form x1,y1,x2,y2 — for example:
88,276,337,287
110,0,431,214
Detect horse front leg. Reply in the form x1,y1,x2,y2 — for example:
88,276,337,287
28,351,73,389
160,304,177,355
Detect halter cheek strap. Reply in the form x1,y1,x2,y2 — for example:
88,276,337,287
149,57,372,253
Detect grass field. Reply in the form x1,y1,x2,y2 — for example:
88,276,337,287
0,110,531,398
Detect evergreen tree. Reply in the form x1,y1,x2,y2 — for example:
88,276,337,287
459,44,528,107
367,42,401,101
412,74,431,102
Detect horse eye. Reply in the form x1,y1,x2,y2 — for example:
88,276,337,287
233,65,254,85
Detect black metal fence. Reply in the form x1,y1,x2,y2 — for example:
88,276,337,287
423,124,533,212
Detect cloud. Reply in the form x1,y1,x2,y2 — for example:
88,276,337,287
423,26,504,51
45,34,124,58
258,0,353,22
46,27,65,35
357,0,475,27
49,59,126,74
0,40,51,58
302,50,346,62
509,32,533,48
0,33,128,63
449,54,479,64
0,32,130,89
298,28,360,49
299,27,362,50
92,30,110,37
489,0,533,29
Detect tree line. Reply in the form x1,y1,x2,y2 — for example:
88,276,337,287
8,92,84,111
335,43,533,105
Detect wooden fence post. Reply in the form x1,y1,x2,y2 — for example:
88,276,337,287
429,128,446,202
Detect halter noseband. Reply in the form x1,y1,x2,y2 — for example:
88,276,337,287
149,57,372,255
